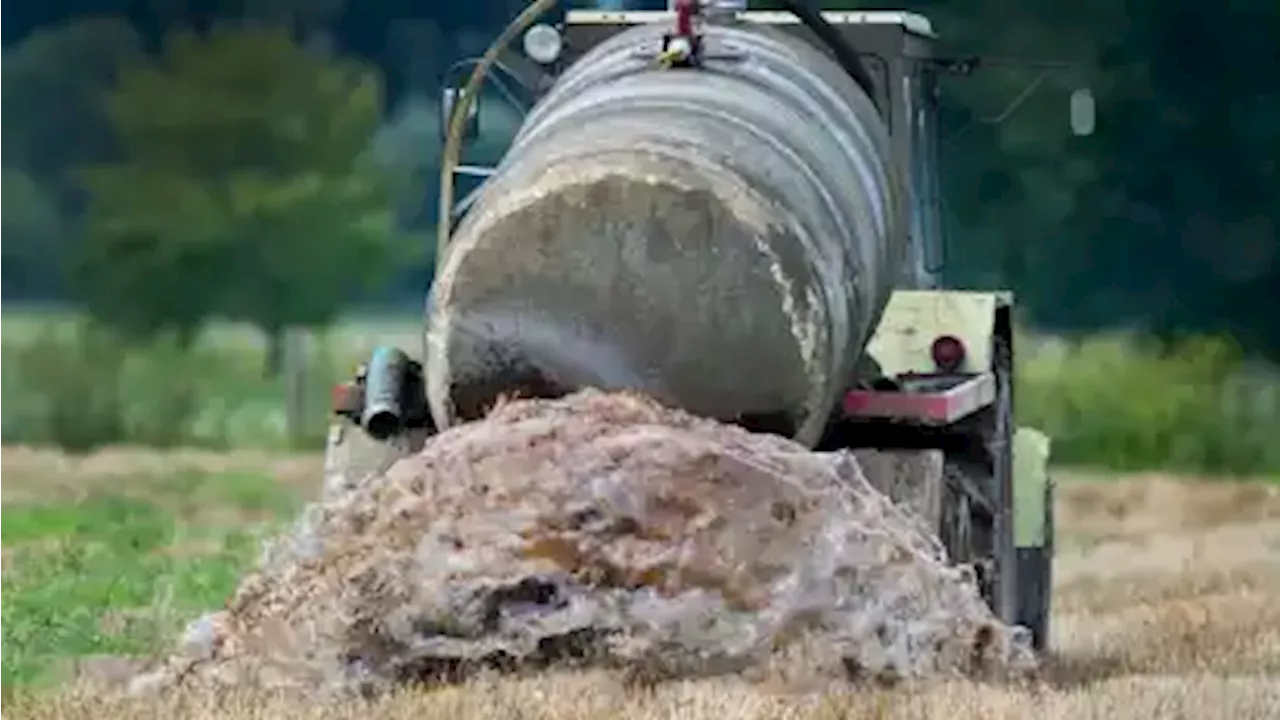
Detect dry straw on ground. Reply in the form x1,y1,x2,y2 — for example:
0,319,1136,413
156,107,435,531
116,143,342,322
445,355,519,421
6,400,1280,719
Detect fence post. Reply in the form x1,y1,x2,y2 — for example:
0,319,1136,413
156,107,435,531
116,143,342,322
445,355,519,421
283,327,307,447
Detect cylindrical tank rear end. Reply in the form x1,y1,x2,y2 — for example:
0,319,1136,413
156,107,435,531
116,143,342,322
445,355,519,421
427,20,904,445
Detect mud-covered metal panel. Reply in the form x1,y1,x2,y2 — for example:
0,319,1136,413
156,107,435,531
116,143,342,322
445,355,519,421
865,289,1004,376
1012,426,1052,547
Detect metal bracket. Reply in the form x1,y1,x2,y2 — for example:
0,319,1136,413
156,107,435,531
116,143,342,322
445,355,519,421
843,372,997,426
455,165,498,178
629,36,747,64
629,48,747,63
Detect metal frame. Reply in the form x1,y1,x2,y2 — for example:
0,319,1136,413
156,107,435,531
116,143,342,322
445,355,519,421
831,305,1019,631
441,57,544,226
563,10,937,38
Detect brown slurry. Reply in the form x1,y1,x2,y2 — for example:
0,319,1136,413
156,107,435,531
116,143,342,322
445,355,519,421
129,390,1034,696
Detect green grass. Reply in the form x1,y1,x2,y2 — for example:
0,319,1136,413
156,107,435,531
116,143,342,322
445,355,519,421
0,468,303,691
2,309,1279,475
1,310,421,453
1015,332,1280,476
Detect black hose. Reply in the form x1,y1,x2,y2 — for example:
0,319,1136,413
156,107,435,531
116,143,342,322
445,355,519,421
775,0,879,108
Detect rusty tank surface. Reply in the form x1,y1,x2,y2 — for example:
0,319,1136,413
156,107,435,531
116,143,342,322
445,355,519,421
426,18,906,445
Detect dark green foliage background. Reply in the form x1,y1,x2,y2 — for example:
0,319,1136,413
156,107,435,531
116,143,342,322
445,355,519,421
4,0,1278,356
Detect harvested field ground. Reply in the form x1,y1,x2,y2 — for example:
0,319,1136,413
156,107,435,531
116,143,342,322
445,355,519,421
2,446,1279,719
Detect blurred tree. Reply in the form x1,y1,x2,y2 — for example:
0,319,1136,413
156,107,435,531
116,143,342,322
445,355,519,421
1,17,143,300
2,169,70,299
76,24,402,374
1,17,142,198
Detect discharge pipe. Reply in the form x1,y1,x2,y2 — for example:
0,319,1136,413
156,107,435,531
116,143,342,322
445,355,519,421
361,346,416,440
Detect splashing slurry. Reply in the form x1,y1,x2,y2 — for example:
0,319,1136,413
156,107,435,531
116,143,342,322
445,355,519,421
133,391,1037,697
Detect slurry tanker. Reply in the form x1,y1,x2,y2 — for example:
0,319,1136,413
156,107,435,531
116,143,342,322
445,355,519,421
326,0,1096,652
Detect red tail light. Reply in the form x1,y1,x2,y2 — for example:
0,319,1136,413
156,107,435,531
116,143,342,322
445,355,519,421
331,382,358,415
930,335,967,372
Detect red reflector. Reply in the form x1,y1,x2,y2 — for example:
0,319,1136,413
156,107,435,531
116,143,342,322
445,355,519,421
331,382,355,413
930,335,967,372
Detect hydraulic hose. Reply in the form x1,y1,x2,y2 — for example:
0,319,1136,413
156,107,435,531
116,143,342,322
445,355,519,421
774,0,878,109
436,0,561,264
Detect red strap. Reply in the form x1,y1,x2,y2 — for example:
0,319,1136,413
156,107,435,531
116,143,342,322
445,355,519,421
675,0,694,37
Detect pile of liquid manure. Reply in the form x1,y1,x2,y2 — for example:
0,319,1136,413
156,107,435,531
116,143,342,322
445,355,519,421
133,390,1037,697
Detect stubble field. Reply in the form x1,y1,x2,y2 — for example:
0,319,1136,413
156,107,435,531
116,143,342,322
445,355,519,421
2,447,1278,719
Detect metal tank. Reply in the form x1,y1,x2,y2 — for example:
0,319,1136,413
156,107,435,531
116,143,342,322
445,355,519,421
426,19,906,445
